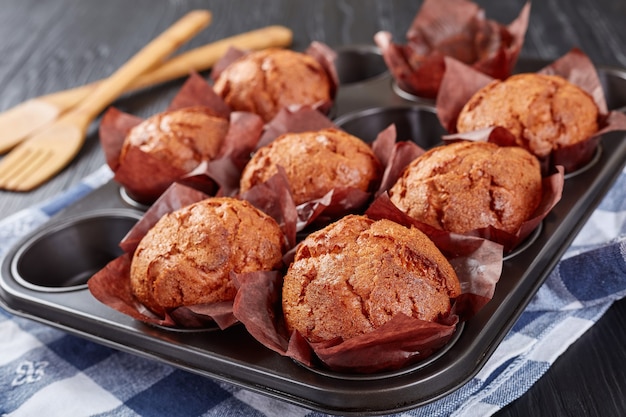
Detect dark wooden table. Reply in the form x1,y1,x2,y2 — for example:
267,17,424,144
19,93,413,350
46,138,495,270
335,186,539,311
1,1,625,415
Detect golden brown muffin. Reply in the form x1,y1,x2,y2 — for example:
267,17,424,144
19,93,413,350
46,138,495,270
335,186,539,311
389,141,542,235
213,48,332,122
130,197,285,316
239,128,382,205
456,73,599,158
282,215,460,343
120,106,228,173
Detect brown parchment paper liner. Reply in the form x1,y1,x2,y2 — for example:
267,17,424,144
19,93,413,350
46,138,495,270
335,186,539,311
232,197,503,373
374,0,530,99
99,72,264,205
437,48,626,173
88,183,291,330
210,41,339,117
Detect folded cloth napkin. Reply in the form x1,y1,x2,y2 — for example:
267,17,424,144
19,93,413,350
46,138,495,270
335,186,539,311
1,164,625,417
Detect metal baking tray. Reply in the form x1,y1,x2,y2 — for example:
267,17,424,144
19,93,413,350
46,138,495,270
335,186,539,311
2,46,626,415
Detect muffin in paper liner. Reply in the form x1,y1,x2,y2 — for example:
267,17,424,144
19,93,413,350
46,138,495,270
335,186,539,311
232,196,503,374
436,48,626,173
374,0,530,99
99,72,265,205
369,124,564,253
210,42,339,122
87,183,291,330
238,106,386,235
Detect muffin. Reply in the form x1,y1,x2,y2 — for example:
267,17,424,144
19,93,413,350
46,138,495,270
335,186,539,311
118,106,230,202
130,197,285,316
282,215,460,343
121,106,228,174
213,48,332,122
239,128,382,205
456,73,599,159
389,141,542,235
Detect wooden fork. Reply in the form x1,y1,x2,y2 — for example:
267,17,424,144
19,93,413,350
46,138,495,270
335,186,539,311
0,9,211,191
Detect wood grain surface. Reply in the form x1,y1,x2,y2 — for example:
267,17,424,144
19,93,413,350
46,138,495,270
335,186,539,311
1,0,625,415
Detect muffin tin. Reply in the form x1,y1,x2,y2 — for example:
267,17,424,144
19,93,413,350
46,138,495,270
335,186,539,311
2,46,626,415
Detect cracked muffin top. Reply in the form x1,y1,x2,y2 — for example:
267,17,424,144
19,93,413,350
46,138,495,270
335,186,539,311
121,106,228,172
212,48,332,122
281,214,460,343
456,73,599,158
239,128,382,205
388,141,542,235
130,197,285,316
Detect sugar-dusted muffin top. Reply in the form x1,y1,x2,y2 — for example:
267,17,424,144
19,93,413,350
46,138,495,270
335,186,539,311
213,48,332,122
456,73,599,158
130,197,285,316
282,215,460,343
389,141,542,235
239,128,382,205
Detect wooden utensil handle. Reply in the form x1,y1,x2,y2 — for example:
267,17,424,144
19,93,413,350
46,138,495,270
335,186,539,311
133,25,293,88
73,10,211,124
38,25,293,112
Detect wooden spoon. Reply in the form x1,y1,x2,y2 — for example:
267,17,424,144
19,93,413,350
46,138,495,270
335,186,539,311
0,24,293,154
0,10,212,191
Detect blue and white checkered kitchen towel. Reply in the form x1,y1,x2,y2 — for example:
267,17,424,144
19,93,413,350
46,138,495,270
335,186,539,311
1,164,626,417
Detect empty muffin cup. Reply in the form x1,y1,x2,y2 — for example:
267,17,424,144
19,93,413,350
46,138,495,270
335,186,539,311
391,80,436,105
334,105,446,148
11,210,141,292
334,45,388,85
119,186,151,211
